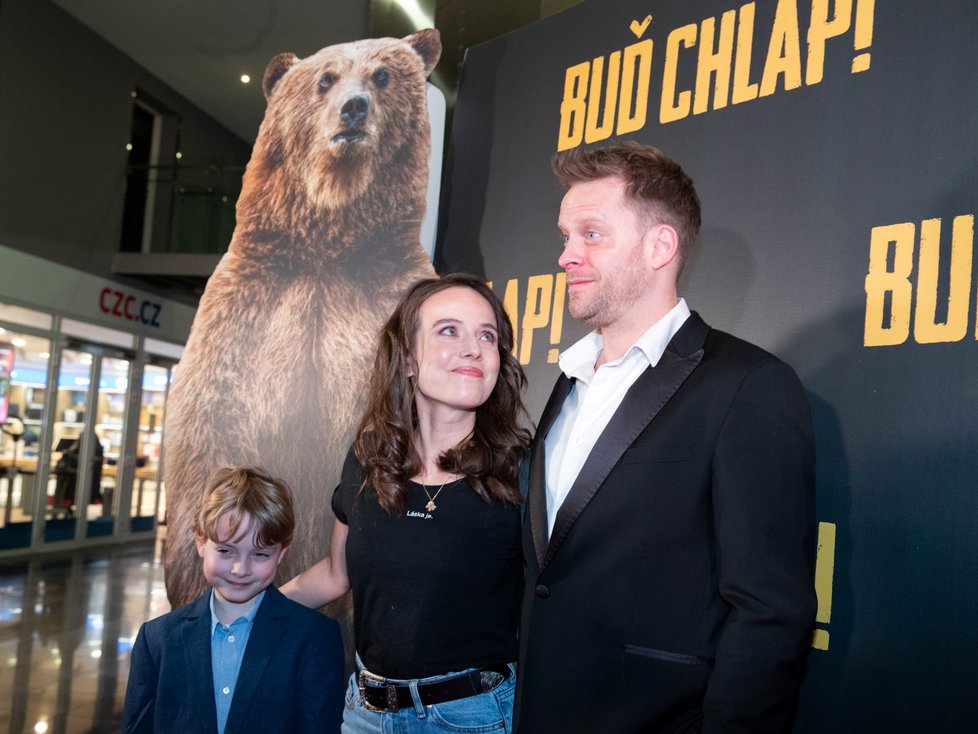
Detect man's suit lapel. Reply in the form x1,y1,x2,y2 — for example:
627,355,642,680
223,588,288,734
528,374,574,568
179,594,219,730
541,313,710,570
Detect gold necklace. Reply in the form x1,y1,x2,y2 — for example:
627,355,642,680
422,476,458,512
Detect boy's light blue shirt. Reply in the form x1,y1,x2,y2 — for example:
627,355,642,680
208,589,265,734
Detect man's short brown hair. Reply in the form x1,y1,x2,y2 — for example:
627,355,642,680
553,141,702,270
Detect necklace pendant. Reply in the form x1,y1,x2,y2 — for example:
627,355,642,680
425,500,437,512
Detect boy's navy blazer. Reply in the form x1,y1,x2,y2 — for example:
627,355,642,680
124,585,344,734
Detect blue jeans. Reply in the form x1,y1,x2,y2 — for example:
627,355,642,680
341,663,516,734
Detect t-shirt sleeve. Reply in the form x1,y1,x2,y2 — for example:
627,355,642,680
330,447,361,524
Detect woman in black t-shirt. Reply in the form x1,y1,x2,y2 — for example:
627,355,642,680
283,273,530,733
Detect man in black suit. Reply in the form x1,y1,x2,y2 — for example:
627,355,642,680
515,142,816,733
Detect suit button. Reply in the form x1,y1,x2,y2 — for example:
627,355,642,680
535,584,550,599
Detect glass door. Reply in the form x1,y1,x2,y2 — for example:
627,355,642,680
91,355,132,538
47,347,94,541
129,361,172,532
0,329,52,549
45,345,132,543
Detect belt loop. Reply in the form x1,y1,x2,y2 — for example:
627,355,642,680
408,679,426,718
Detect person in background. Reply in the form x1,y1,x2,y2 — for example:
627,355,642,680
283,273,530,733
52,437,103,516
515,141,817,733
123,466,345,734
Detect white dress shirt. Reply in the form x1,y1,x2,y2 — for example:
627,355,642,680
544,299,691,536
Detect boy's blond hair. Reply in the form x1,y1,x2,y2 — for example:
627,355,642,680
194,466,295,548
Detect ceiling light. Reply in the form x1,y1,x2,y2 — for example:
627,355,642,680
240,74,251,84
393,0,433,28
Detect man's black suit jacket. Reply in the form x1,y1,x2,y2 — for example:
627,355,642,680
515,313,816,733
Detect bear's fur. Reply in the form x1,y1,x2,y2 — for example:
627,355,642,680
162,30,440,611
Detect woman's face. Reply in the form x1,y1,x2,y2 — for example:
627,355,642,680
412,286,501,420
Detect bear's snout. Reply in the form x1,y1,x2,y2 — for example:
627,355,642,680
340,94,370,128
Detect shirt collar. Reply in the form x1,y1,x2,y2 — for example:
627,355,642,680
208,587,265,633
558,298,691,381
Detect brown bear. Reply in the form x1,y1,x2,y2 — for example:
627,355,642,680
162,30,440,614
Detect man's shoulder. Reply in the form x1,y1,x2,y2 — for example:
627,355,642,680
695,325,809,409
704,326,777,361
683,312,784,365
680,315,803,392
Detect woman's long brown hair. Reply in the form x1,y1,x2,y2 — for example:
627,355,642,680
352,273,531,513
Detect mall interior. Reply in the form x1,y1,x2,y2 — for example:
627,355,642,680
0,1,579,731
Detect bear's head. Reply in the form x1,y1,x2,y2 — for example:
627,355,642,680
254,29,441,213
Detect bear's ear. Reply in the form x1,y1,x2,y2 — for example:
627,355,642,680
263,53,300,100
404,29,441,77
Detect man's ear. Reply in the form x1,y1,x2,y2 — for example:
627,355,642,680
647,224,681,270
194,532,207,558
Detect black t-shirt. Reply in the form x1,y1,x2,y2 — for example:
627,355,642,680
332,452,523,679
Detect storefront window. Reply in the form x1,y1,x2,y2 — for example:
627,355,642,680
0,233,197,730
0,302,184,553
0,328,51,549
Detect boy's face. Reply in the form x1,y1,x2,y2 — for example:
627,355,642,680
195,512,287,614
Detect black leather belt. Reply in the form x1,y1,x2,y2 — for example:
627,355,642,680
357,663,511,713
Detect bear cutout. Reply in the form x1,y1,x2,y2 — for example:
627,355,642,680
162,30,441,614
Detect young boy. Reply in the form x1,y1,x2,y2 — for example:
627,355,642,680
123,466,345,734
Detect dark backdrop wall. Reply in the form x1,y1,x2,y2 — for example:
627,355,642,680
0,0,252,278
437,0,978,728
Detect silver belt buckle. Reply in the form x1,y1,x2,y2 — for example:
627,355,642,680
357,668,397,713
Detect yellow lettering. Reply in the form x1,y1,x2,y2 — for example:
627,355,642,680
760,0,803,97
851,0,875,73
914,216,974,344
616,40,653,135
807,0,852,86
584,52,621,144
501,278,520,357
660,23,697,124
732,2,760,104
864,222,915,346
520,275,554,365
557,62,590,152
812,521,836,651
694,10,736,114
549,272,567,363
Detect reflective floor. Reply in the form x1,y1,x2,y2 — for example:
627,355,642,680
0,538,168,734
